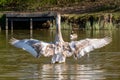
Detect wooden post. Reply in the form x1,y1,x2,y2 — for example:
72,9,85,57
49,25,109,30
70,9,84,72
0,25,1,31
30,18,33,30
11,20,13,36
11,20,13,30
30,18,33,38
6,18,8,30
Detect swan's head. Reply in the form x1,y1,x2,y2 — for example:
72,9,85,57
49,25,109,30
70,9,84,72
54,12,61,21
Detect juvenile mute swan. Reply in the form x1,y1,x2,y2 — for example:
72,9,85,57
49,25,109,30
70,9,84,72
10,13,112,63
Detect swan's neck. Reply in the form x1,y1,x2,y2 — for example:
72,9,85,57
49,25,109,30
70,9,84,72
55,14,64,43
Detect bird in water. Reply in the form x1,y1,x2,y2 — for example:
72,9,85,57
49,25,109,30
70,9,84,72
70,30,78,40
10,13,112,63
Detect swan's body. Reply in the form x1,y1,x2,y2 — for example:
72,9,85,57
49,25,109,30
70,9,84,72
10,13,112,63
70,31,78,40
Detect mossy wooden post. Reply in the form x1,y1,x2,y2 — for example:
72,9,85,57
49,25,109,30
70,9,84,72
6,18,8,30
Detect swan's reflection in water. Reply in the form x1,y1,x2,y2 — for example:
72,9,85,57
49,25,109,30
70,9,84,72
30,63,105,80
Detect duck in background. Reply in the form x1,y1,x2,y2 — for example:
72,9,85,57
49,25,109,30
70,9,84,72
70,30,78,40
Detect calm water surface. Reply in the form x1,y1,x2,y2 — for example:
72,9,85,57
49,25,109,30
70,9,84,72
0,29,120,80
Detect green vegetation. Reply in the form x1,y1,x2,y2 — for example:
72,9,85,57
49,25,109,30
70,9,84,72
64,13,118,30
0,0,120,30
49,12,118,30
0,0,120,12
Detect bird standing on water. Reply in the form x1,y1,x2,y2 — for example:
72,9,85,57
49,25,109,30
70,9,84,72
10,13,112,63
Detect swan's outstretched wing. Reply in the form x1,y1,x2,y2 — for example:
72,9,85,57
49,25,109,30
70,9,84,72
10,38,55,58
10,38,41,57
69,37,112,59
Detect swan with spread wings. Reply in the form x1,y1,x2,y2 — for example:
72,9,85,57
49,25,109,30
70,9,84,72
10,13,112,63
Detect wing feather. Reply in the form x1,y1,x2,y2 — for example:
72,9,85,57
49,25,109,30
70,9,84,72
10,38,55,58
10,38,40,57
69,37,112,58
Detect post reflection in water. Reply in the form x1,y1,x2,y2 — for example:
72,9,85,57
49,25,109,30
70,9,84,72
24,63,105,80
30,29,33,38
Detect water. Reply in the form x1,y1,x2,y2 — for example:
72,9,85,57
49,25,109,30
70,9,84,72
0,29,120,80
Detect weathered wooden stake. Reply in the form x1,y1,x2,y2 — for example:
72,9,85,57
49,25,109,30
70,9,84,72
11,20,13,36
6,18,8,30
30,18,33,30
